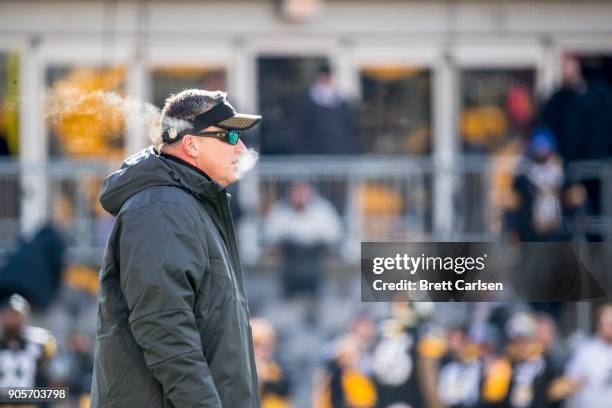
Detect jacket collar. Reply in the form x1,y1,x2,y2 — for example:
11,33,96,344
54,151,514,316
156,148,226,200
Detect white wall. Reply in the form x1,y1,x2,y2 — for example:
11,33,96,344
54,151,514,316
1,1,612,37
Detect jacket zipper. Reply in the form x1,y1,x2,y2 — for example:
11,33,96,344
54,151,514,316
203,195,248,305
214,194,261,405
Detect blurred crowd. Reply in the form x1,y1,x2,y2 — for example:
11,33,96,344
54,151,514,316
2,291,612,408
500,55,612,243
302,301,612,408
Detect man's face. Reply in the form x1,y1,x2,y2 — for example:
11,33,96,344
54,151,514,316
191,126,248,186
289,182,312,210
597,308,612,343
562,55,582,87
1,308,25,336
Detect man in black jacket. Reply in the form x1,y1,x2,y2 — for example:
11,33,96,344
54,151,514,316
91,89,262,407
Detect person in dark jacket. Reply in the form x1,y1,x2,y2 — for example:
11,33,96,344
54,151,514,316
506,128,567,243
0,223,65,309
293,64,358,155
542,54,612,164
542,54,612,241
91,89,262,408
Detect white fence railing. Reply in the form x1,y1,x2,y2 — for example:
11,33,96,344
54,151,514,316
0,157,610,265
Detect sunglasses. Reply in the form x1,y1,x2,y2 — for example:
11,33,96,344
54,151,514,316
194,130,241,145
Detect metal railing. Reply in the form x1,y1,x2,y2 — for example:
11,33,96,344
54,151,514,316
0,156,610,265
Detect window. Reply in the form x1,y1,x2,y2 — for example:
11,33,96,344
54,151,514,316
459,68,535,154
458,68,536,236
150,66,226,109
46,65,126,159
257,56,329,154
360,65,432,155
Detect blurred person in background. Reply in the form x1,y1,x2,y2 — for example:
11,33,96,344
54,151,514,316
370,300,446,408
549,303,612,408
471,323,514,408
0,224,66,309
314,335,378,408
91,89,262,408
533,313,566,376
505,128,590,316
0,295,56,396
436,324,521,408
500,312,561,408
437,326,483,408
488,84,538,236
346,313,378,365
542,54,612,241
314,312,378,408
542,54,612,166
251,318,292,408
290,63,358,216
506,128,564,242
264,181,342,301
49,331,94,407
293,63,358,155
505,84,536,147
505,128,586,242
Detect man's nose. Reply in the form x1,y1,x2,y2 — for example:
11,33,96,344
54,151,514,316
235,139,247,153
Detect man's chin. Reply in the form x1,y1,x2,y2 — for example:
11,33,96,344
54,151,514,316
225,170,242,186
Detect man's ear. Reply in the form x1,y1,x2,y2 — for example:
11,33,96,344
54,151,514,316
182,135,199,158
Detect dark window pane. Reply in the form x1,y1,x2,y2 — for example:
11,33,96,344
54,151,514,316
360,66,432,155
257,56,328,155
151,66,226,109
459,68,535,154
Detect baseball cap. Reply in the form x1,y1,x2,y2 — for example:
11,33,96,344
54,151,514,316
162,99,262,143
2,293,30,316
528,128,557,157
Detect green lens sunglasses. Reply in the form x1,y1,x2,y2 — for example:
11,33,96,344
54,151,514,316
195,130,241,145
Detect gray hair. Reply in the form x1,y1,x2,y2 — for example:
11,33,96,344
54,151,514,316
152,89,227,145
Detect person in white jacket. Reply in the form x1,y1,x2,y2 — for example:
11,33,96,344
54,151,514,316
563,303,612,408
264,181,342,299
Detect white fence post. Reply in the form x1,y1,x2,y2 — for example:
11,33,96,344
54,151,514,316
433,53,458,240
19,35,47,236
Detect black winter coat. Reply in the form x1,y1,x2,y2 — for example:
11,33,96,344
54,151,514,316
91,147,259,407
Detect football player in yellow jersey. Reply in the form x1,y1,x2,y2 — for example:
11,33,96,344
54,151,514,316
0,294,57,408
251,318,292,408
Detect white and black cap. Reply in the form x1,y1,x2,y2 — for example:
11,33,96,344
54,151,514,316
162,100,261,143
